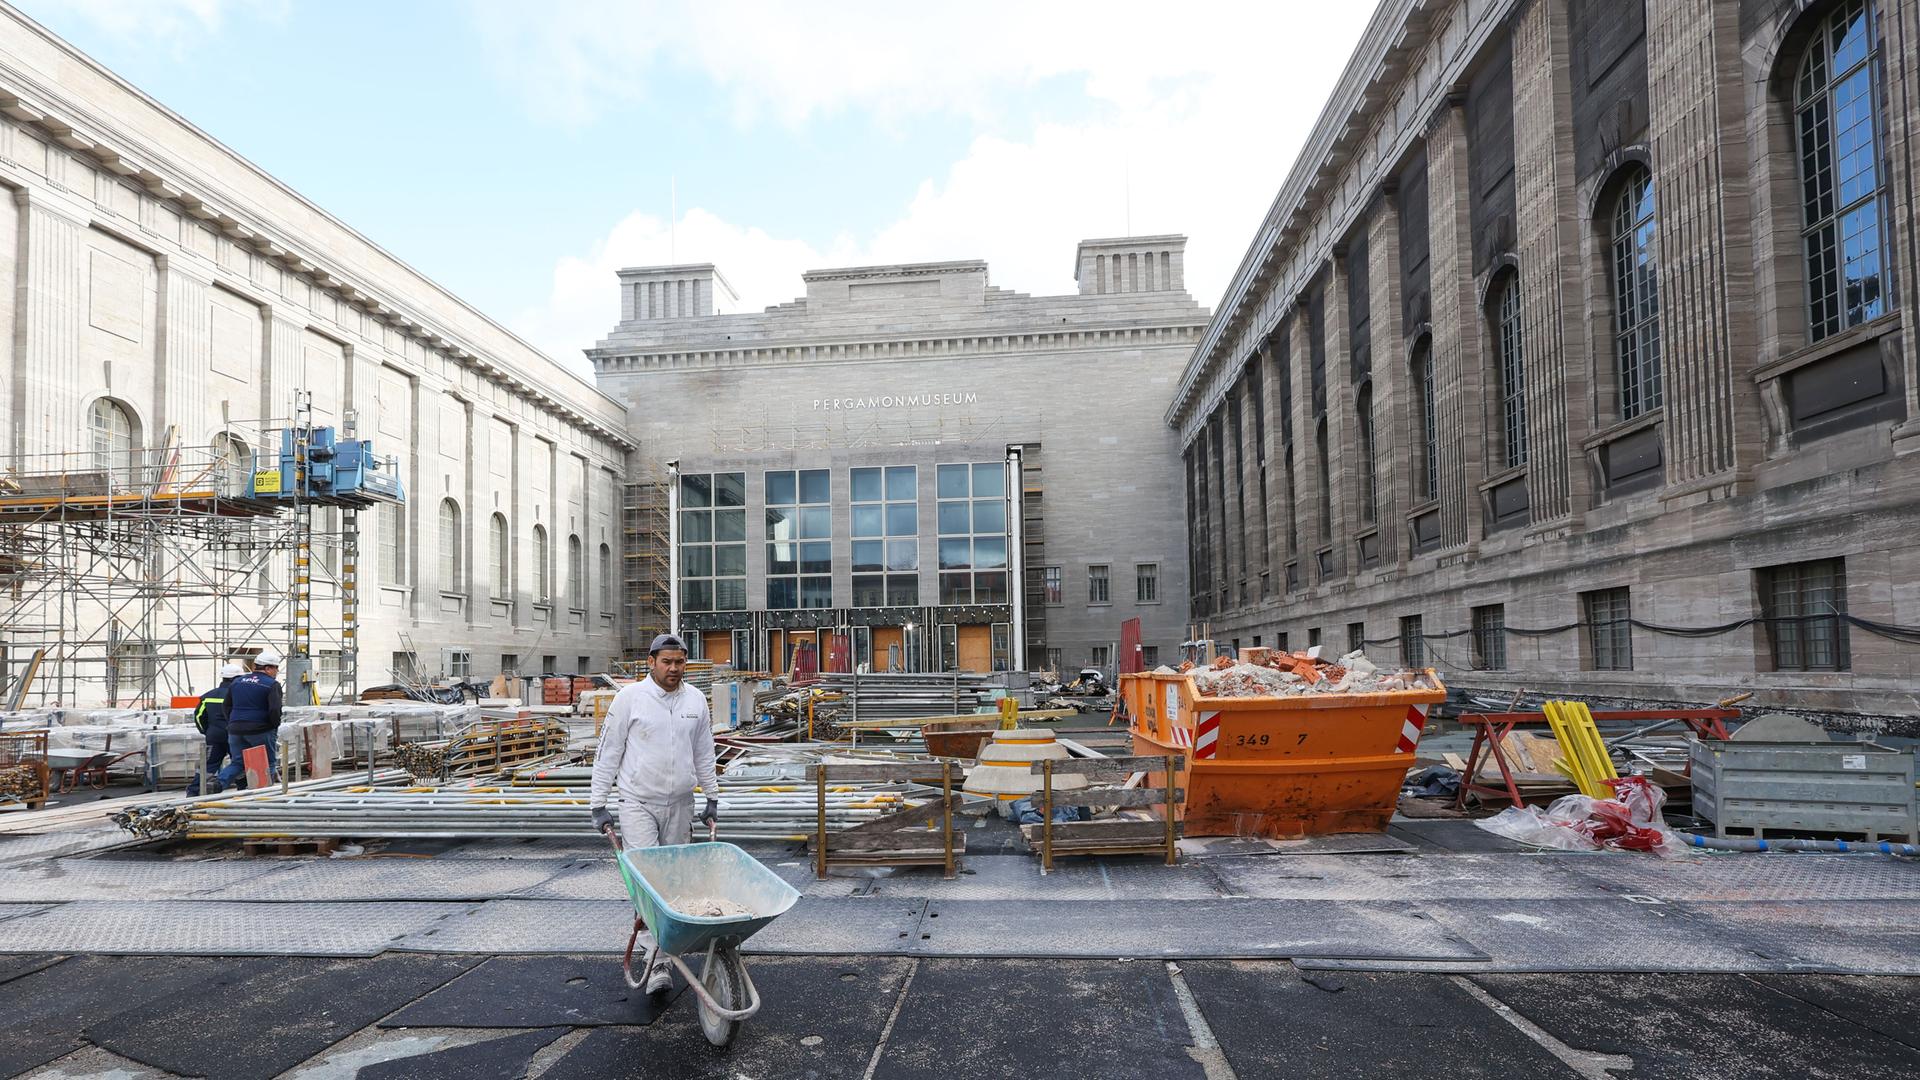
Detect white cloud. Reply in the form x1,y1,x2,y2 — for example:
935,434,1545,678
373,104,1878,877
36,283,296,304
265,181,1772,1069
53,0,284,50
501,2,1380,370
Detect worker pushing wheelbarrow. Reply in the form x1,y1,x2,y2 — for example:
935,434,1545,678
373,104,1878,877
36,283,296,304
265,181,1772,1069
589,633,800,1046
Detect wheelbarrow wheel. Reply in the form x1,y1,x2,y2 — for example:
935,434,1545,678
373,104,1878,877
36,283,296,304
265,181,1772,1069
697,944,747,1048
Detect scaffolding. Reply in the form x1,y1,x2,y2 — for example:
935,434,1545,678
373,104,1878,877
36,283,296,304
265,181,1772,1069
0,415,368,708
621,479,670,661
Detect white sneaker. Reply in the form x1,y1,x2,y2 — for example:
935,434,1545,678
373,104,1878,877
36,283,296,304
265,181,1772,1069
644,958,673,995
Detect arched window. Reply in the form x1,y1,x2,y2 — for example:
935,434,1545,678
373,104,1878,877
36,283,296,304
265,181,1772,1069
1610,168,1662,419
1491,276,1527,468
489,513,510,598
213,434,253,496
567,534,584,609
599,543,613,612
90,398,136,472
438,499,462,591
1356,383,1377,524
1796,0,1886,340
1412,339,1437,500
531,525,550,604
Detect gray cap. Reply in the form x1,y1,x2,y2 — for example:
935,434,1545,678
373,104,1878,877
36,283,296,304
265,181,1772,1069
648,633,688,656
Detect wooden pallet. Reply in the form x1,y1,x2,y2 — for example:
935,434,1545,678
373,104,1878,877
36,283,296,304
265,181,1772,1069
808,761,961,878
1024,754,1184,871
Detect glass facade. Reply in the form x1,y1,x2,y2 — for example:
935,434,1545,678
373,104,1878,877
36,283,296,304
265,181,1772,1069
851,465,919,607
681,472,748,612
766,469,831,609
936,462,1009,604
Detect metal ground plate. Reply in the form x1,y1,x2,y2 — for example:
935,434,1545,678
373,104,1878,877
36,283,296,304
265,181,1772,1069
0,830,137,865
1407,897,1784,972
913,898,1487,960
1210,852,1600,901
1675,900,1920,974
806,854,1226,901
392,900,632,953
0,858,284,901
196,857,575,902
1567,852,1920,902
0,903,55,923
0,900,470,956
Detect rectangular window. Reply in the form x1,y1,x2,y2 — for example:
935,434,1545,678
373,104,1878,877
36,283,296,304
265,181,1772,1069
1275,631,1289,653
1141,645,1160,668
500,654,518,677
1089,564,1111,604
578,656,591,672
851,465,918,607
317,649,341,689
1347,622,1365,654
936,462,1009,608
1136,563,1158,604
446,650,472,678
680,472,747,612
1472,604,1507,671
1042,566,1062,605
392,651,418,681
542,654,556,673
1308,627,1322,649
1582,588,1633,671
1760,558,1850,671
1043,647,1063,673
766,468,832,609
1090,645,1111,668
380,505,407,586
1399,615,1425,668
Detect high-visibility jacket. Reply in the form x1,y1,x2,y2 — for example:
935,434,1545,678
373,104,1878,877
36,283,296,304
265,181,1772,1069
194,678,234,737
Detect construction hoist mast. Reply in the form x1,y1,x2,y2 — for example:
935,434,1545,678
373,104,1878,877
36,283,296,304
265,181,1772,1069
290,390,316,705
339,407,361,702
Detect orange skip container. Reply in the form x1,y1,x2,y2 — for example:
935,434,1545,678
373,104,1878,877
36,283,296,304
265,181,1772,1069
1123,669,1447,838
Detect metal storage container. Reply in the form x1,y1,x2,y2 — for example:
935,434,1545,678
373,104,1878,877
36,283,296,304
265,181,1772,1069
1690,738,1918,842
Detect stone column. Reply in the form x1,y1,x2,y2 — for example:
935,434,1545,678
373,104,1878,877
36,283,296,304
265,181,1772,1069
1510,0,1592,523
15,196,83,456
1424,96,1485,548
1322,259,1352,580
157,263,210,438
1366,189,1407,569
1646,0,1763,484
1261,333,1292,587
1287,311,1314,577
1875,0,1920,452
1220,390,1244,608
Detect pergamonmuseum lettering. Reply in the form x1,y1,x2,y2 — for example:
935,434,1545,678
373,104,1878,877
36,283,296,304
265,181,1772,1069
811,392,979,411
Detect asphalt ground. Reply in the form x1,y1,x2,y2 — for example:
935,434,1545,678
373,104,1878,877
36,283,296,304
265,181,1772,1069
6,951,1919,1079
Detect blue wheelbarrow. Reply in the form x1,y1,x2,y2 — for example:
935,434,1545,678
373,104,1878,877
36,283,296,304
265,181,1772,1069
603,828,801,1046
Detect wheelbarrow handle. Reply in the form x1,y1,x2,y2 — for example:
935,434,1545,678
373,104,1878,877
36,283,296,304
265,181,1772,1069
600,823,623,852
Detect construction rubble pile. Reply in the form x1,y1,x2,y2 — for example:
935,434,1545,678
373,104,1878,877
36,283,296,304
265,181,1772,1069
1184,649,1434,698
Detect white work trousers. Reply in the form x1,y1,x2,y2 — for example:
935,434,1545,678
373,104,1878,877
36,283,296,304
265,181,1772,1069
618,798,693,965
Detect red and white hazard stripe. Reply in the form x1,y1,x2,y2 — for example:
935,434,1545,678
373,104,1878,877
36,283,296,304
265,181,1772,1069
1194,710,1222,760
1395,704,1429,754
1166,721,1192,749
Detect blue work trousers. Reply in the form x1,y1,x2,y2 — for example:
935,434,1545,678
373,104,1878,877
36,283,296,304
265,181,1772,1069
216,730,279,788
185,733,232,796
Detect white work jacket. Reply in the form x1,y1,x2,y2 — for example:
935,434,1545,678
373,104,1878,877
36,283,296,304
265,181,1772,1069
590,676,720,809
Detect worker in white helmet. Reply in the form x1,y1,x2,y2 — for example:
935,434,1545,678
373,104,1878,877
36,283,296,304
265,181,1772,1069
589,632,719,994
187,662,244,796
216,648,284,789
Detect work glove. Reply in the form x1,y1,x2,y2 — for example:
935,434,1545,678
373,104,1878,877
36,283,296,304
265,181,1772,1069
701,798,719,828
591,806,615,835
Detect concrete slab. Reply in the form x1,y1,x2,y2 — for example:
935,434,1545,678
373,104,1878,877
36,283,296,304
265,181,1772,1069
545,955,911,1080
356,1027,567,1080
915,898,1486,960
382,954,685,1027
1472,973,1920,1079
83,954,479,1080
0,955,241,1077
871,959,1205,1080
1179,961,1581,1078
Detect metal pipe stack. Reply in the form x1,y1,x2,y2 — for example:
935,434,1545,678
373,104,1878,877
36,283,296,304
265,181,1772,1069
813,671,999,724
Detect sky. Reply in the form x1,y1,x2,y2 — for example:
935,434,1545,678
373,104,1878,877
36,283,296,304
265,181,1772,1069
22,1,1378,377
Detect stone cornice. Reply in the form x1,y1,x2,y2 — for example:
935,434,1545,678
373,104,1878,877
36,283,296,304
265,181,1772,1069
589,321,1205,375
1167,0,1520,444
802,260,987,283
0,24,633,453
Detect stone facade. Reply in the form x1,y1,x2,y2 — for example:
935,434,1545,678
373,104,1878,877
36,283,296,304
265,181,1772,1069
0,10,632,701
1171,0,1920,717
590,239,1208,674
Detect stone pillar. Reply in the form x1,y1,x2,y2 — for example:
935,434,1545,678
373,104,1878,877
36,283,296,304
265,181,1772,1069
1322,259,1352,579
1510,0,1592,523
1261,334,1291,586
1287,311,1314,575
157,264,209,438
1221,389,1244,608
1424,97,1484,548
1885,0,1920,452
16,197,82,456
1366,190,1406,569
1646,0,1762,483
